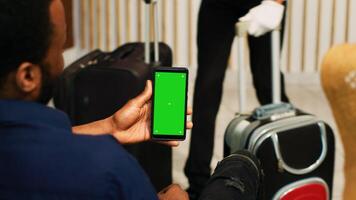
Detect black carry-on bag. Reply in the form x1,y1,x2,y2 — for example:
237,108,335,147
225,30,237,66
224,22,335,200
54,0,172,191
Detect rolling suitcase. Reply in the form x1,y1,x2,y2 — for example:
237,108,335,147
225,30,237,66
224,22,335,200
54,0,172,191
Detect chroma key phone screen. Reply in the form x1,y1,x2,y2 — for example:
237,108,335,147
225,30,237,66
153,71,187,136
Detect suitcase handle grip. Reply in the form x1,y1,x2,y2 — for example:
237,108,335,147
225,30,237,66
271,122,328,175
252,103,295,120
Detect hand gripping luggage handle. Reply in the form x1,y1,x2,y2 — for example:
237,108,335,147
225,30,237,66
271,122,328,175
235,22,281,113
144,0,160,65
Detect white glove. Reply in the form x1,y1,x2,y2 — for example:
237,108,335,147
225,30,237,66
239,0,285,37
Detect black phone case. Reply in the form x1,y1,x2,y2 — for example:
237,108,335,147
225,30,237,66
151,67,189,141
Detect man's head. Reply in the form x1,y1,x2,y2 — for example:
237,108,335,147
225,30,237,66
0,0,66,104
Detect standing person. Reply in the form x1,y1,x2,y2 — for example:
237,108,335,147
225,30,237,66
185,0,290,199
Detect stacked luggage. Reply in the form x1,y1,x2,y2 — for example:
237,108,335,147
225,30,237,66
224,22,335,200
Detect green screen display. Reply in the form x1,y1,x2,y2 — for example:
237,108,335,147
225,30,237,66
153,71,187,136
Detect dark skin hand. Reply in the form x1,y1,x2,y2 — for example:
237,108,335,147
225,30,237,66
73,81,193,147
158,184,190,200
110,80,193,146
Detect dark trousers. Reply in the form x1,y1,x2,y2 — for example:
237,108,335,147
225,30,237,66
184,0,289,194
199,151,261,200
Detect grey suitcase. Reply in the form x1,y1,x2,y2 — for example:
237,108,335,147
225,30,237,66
223,22,335,200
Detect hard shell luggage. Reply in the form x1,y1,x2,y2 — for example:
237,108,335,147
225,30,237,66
53,0,172,191
224,22,335,200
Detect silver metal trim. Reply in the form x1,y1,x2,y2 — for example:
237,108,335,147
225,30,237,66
272,28,281,103
144,0,160,64
144,3,150,64
237,36,246,113
249,116,328,175
271,122,327,175
235,22,248,113
248,115,315,151
153,0,160,63
272,177,329,200
236,21,249,37
225,117,251,152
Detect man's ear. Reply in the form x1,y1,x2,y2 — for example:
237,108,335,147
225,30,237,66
15,62,42,94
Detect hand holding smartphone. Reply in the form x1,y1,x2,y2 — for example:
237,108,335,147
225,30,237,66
151,67,189,141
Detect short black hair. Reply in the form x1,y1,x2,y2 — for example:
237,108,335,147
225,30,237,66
0,0,53,81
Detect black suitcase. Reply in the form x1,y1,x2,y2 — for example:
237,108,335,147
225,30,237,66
54,0,173,191
54,42,172,124
224,22,335,200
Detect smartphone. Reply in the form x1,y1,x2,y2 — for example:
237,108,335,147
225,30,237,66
151,67,188,140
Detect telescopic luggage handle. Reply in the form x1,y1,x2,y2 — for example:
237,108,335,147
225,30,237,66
271,25,281,104
235,22,282,113
143,0,160,65
236,22,248,114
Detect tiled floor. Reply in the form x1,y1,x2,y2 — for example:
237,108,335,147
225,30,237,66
172,67,345,200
